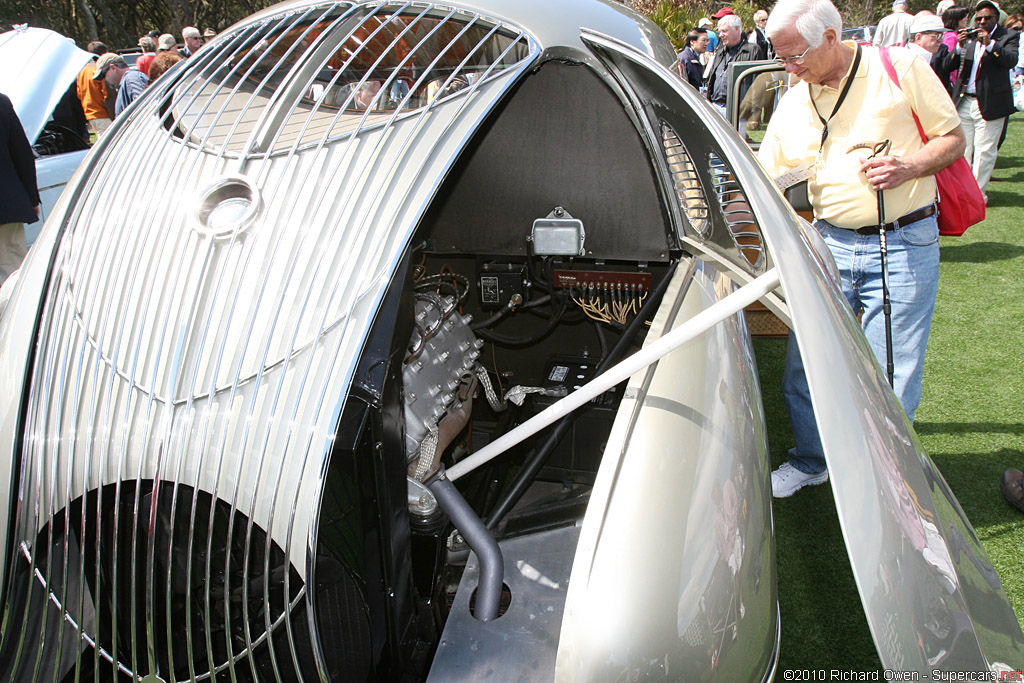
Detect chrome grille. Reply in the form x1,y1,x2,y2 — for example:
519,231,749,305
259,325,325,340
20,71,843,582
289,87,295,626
2,2,537,680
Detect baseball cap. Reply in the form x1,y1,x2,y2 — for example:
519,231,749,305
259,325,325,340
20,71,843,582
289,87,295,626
712,7,735,19
910,14,945,33
92,52,127,80
975,0,1000,13
158,33,177,51
698,17,713,28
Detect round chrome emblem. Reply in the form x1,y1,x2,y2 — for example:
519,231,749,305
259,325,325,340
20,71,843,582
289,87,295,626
194,176,261,239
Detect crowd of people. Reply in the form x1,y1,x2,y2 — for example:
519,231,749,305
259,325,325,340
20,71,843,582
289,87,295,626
76,26,215,140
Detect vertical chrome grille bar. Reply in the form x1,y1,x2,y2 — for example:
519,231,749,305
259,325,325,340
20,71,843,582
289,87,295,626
52,296,92,683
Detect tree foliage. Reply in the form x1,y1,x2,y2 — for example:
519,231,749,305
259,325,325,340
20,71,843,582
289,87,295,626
632,0,1024,49
0,0,275,48
4,0,1024,52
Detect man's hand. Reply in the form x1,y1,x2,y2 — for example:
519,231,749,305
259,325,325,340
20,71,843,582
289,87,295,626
858,128,965,192
957,26,987,47
858,155,914,191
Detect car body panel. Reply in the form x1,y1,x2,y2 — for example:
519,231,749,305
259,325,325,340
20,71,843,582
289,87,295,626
555,259,778,682
578,30,1024,671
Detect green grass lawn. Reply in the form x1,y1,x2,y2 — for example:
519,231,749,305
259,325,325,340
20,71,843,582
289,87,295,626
755,113,1024,670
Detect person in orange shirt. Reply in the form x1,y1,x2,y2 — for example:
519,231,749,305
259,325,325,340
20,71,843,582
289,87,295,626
76,41,111,138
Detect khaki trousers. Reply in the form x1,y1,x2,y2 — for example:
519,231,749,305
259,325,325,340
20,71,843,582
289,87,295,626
0,222,27,285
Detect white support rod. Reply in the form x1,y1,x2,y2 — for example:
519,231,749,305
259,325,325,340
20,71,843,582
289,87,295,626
447,267,781,481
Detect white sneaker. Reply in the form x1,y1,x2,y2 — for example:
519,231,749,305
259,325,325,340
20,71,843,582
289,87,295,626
771,462,828,498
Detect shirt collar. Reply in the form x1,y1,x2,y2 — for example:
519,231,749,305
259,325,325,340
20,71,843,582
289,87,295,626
809,40,863,97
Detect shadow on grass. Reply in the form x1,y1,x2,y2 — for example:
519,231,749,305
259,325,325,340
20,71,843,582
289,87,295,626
929,449,1024,527
938,241,1024,263
916,422,1024,435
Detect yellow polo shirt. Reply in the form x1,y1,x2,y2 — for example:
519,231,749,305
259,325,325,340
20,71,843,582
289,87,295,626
758,42,960,229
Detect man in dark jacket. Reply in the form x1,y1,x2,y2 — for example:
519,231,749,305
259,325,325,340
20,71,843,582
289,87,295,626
943,0,1018,198
706,12,767,118
0,92,40,284
680,28,710,91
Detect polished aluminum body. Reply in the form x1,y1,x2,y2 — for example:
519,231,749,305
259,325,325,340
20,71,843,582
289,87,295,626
0,0,1021,680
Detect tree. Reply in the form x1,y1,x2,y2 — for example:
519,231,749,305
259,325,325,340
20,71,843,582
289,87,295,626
0,0,276,49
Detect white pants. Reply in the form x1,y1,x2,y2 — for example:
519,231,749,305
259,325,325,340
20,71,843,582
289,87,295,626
0,222,27,285
957,96,1003,195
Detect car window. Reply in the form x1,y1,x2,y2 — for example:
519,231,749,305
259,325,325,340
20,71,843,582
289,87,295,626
727,61,791,148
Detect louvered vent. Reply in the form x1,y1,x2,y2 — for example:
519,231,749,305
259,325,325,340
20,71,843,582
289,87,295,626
708,151,765,269
661,121,710,236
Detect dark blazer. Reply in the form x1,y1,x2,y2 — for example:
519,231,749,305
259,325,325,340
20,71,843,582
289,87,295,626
929,44,954,97
0,93,41,225
706,40,765,105
750,27,772,60
944,25,1019,120
679,46,704,90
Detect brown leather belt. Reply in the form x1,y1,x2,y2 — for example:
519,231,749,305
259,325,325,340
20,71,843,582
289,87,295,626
854,204,936,235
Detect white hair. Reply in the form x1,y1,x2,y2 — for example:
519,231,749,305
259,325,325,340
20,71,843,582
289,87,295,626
182,26,201,39
765,0,842,48
754,9,769,21
718,14,743,31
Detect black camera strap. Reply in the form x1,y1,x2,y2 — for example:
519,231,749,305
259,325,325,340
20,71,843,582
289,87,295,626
810,44,862,153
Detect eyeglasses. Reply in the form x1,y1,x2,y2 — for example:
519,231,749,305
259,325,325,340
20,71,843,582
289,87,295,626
774,45,812,66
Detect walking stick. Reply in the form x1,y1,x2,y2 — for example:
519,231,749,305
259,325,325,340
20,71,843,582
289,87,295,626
870,139,895,388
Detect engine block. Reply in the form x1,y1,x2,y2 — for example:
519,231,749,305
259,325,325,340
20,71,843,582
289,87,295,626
403,295,482,464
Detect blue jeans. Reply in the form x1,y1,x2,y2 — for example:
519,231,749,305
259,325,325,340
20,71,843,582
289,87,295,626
783,211,940,474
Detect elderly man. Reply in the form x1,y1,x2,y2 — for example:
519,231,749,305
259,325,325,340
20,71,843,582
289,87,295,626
907,13,947,62
680,27,710,90
182,26,203,57
905,13,956,88
943,0,1018,199
758,0,965,497
873,0,915,46
706,13,766,117
93,53,149,118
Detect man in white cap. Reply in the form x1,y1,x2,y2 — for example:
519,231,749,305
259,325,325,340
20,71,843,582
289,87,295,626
873,0,915,46
907,13,947,61
93,53,149,118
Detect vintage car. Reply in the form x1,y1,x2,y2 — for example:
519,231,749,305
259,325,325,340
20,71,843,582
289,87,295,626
0,26,93,246
0,0,1021,681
